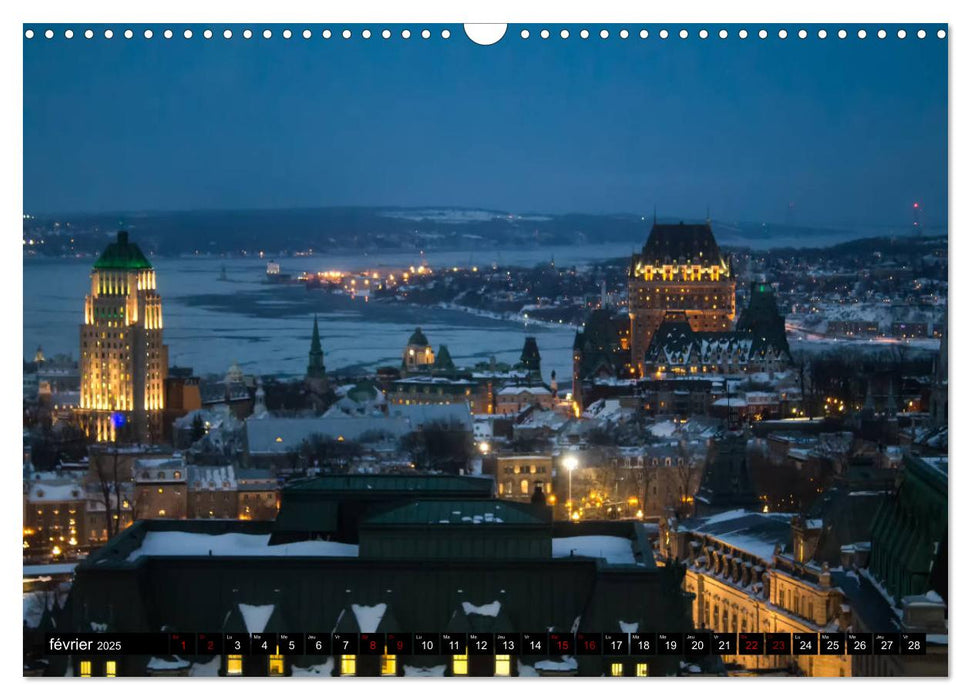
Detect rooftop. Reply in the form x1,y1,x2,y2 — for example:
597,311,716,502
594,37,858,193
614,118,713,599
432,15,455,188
363,499,546,527
92,231,153,271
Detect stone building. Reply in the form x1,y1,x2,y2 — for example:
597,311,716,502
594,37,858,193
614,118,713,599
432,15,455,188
187,465,238,519
628,222,736,375
78,231,168,443
493,454,554,500
132,457,188,519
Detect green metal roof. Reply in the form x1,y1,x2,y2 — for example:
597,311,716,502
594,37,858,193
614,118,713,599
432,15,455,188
272,499,339,533
407,326,430,346
363,500,546,526
93,231,153,270
284,474,495,495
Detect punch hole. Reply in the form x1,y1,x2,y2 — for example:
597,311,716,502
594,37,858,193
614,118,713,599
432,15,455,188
464,24,507,46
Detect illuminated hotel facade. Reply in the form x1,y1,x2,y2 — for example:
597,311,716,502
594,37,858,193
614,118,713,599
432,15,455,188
628,222,736,376
79,231,167,443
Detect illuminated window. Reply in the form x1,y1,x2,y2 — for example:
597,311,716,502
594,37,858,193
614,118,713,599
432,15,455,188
636,663,648,677
340,655,356,676
611,662,624,677
226,654,243,675
268,655,284,676
452,654,468,676
520,479,529,495
495,654,511,676
381,654,397,676
80,660,92,677
106,660,117,677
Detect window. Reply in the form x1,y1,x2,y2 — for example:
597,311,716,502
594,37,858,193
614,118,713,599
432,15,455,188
452,654,468,676
636,663,648,677
105,660,117,677
520,479,529,495
610,662,624,677
226,655,243,676
268,655,284,676
340,655,356,676
80,660,92,677
495,654,511,676
381,654,397,676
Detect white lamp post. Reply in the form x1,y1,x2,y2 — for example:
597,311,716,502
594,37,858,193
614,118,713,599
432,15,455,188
563,454,579,519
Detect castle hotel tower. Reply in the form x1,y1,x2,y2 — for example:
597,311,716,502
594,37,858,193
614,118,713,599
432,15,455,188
79,231,167,442
628,222,736,375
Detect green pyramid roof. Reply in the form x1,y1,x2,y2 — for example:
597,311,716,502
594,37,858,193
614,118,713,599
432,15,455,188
93,231,153,271
434,344,456,371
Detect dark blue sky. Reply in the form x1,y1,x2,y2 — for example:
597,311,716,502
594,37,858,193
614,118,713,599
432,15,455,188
24,24,947,228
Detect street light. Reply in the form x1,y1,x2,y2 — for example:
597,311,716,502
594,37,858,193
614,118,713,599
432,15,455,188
563,454,579,520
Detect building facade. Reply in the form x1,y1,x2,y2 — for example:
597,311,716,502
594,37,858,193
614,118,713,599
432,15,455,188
628,222,736,376
78,231,167,443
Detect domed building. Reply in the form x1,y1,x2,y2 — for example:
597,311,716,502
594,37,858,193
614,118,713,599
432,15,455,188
402,327,435,373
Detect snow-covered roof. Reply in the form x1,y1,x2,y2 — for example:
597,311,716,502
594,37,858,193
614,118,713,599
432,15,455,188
125,532,358,561
147,656,190,671
498,386,551,396
552,536,636,565
239,603,274,634
351,603,387,633
188,465,237,491
462,600,501,617
25,480,83,502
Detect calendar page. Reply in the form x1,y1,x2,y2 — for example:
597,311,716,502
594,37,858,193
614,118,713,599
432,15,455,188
20,2,949,684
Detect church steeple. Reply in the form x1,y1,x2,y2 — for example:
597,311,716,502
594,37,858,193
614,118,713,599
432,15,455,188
307,314,326,379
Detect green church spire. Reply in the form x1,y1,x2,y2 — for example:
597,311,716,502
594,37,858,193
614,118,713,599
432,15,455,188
307,314,326,378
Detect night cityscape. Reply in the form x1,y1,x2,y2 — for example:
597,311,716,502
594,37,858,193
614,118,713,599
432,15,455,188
22,21,948,679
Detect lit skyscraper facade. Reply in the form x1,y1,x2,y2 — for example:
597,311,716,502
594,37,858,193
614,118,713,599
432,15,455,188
79,231,167,442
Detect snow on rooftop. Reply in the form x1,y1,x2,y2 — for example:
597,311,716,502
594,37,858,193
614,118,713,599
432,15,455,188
535,657,578,671
462,600,501,617
126,531,358,561
239,603,274,634
649,420,678,438
26,481,84,502
351,603,387,633
694,508,749,526
147,656,190,671
188,656,221,677
403,664,447,676
292,659,335,676
552,536,635,565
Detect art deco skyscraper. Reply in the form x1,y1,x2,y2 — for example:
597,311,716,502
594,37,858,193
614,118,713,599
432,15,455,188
79,231,167,442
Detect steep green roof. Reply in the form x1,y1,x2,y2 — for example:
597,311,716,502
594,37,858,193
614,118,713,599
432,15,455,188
93,231,153,270
433,344,455,371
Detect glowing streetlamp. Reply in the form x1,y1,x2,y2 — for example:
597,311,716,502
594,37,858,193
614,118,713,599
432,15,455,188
563,454,579,520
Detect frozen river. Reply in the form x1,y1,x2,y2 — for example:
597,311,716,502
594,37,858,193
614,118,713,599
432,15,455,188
23,243,633,382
